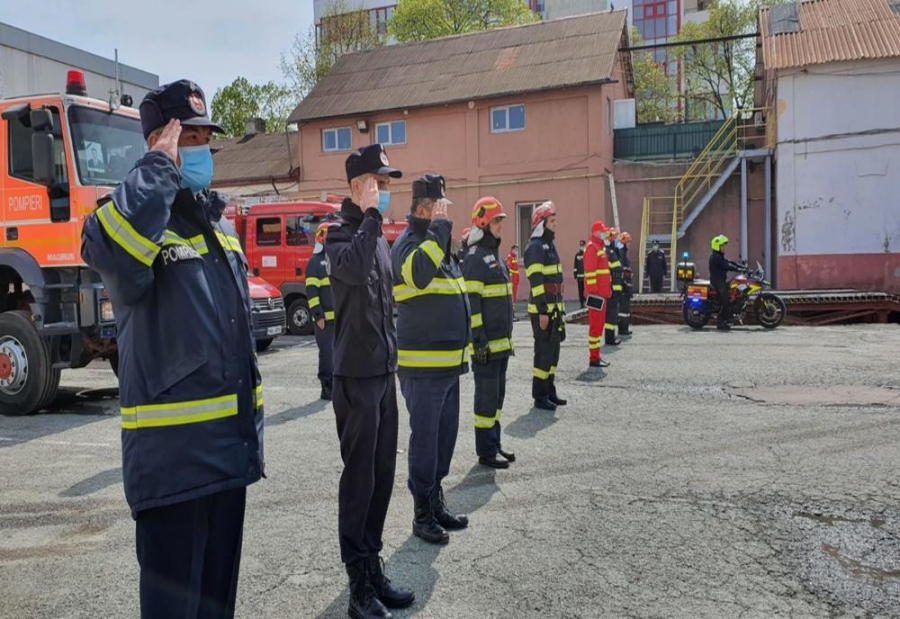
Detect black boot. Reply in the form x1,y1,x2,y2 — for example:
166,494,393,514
498,448,516,463
549,392,567,406
534,398,557,411
589,359,610,368
431,485,468,530
366,556,415,609
346,560,392,619
413,495,449,544
479,455,509,469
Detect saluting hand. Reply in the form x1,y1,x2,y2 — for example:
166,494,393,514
431,199,449,221
361,177,380,210
151,119,182,163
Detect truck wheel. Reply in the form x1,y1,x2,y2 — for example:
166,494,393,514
0,311,55,416
256,338,274,352
287,298,313,336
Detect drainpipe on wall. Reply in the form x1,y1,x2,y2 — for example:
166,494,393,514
765,155,772,279
740,157,748,260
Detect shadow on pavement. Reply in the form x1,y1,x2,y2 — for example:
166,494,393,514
504,407,557,439
60,467,122,498
266,400,330,427
0,387,118,449
575,369,606,383
445,463,499,516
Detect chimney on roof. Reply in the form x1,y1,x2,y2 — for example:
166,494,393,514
245,118,267,136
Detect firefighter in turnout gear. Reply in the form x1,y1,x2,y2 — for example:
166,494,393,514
574,240,586,308
325,144,415,619
392,174,470,547
617,231,634,336
506,245,521,309
462,197,516,470
605,227,624,346
308,223,337,401
80,80,262,619
584,221,612,368
525,202,567,411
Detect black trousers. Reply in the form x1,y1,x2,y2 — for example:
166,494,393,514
333,373,398,565
530,315,561,401
650,274,664,293
714,282,732,325
618,288,632,333
399,374,459,498
577,278,585,307
135,487,246,619
473,356,509,457
314,321,334,385
605,293,620,344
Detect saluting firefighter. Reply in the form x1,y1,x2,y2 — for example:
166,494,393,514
307,223,337,401
604,227,624,347
391,175,470,546
462,197,516,469
325,144,415,619
574,239,586,308
525,202,568,411
81,80,264,618
617,231,634,337
584,221,612,368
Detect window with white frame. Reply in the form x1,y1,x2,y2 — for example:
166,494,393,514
376,120,407,146
322,127,352,152
490,104,526,134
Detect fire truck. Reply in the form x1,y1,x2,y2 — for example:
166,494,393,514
0,71,285,415
227,200,406,335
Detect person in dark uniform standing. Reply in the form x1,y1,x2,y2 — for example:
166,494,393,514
391,174,470,546
617,231,634,336
646,240,667,293
81,80,264,619
505,244,521,322
307,223,337,401
709,234,743,331
525,202,567,411
574,239,586,308
325,144,414,619
605,227,624,346
462,197,516,469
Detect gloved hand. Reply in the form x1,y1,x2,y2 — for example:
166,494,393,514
472,345,490,365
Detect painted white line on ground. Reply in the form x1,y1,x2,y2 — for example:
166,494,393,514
0,437,114,448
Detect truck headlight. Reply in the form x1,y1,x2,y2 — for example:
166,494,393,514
100,299,115,322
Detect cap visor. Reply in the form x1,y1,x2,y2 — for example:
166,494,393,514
181,117,225,134
377,166,402,179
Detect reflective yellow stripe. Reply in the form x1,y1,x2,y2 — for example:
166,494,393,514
585,279,597,285
306,277,330,287
254,385,264,410
96,202,160,267
613,285,623,292
401,239,446,288
533,367,551,380
121,394,238,429
596,269,610,275
550,365,557,375
487,338,512,353
309,296,321,308
525,263,543,277
542,264,563,275
482,283,512,298
398,348,469,368
589,343,601,350
465,280,485,295
215,231,244,255
474,412,497,429
393,277,466,302
163,231,208,255
609,261,622,268
325,310,335,321
605,323,617,331
420,240,444,268
527,302,564,314
471,313,484,328
531,284,546,297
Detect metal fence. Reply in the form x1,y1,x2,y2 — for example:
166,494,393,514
614,120,727,161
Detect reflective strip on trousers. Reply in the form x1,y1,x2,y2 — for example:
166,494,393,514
533,367,550,380
96,202,161,267
474,408,502,429
398,348,469,368
605,323,617,331
531,284,545,297
471,313,484,328
121,394,238,429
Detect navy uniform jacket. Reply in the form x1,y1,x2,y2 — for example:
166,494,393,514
81,150,263,517
391,216,470,377
607,245,625,294
524,230,564,315
646,249,667,279
324,199,397,378
709,251,741,287
461,234,514,359
306,251,334,323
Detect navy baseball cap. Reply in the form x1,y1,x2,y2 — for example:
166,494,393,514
412,174,452,204
345,144,402,183
139,79,223,139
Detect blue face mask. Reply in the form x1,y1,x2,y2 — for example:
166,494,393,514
178,145,214,193
377,190,391,214
616,240,624,249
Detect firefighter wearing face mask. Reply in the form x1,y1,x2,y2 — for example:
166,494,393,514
584,221,612,369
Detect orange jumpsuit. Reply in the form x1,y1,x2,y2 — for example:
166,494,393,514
505,251,520,301
583,240,612,362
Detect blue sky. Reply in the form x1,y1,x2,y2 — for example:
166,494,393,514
0,0,314,97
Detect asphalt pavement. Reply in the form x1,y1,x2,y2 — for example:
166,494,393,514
1,323,899,619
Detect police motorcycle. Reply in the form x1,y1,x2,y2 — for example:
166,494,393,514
681,257,786,330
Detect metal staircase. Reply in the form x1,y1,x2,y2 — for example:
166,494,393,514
638,108,774,292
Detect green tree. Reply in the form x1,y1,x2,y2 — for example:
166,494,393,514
280,0,384,100
630,27,679,124
673,0,785,120
389,0,538,43
210,77,295,137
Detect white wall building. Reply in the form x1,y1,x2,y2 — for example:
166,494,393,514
0,22,158,102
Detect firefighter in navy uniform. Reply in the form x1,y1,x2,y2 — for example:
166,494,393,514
574,240,586,308
605,227,624,346
462,197,516,469
81,80,263,619
307,223,337,401
617,231,634,336
325,144,415,619
392,174,470,546
525,202,567,411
